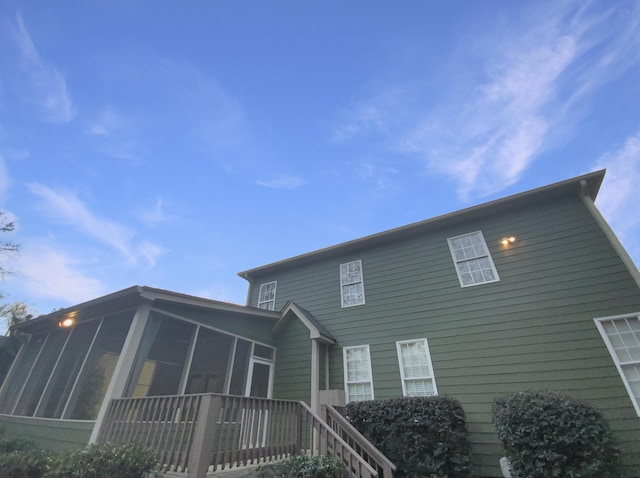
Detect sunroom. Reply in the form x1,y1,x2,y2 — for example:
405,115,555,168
0,286,280,449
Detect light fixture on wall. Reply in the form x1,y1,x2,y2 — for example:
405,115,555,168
501,236,516,246
58,311,77,328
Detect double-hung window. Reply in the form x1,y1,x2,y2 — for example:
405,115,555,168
343,345,374,402
447,231,499,287
396,338,437,397
257,281,277,310
340,260,365,307
595,314,640,416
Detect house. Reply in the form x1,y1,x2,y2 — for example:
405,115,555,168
0,169,639,477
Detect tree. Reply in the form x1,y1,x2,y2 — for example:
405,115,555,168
0,301,34,335
0,212,18,278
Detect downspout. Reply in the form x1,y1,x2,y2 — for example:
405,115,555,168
89,301,152,443
579,179,640,290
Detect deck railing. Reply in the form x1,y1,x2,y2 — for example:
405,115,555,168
323,405,396,478
97,394,388,478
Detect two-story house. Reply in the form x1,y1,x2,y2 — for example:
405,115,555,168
0,169,639,477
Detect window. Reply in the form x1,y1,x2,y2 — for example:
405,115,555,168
343,345,374,402
257,281,277,310
447,231,499,287
396,339,437,397
595,314,640,416
340,260,365,307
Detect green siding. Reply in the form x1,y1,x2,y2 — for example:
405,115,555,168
0,415,93,451
250,194,640,477
272,318,311,402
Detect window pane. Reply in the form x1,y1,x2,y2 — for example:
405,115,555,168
0,335,45,414
344,345,373,402
14,329,69,417
186,328,234,394
66,311,133,419
229,339,251,396
128,316,194,398
38,319,100,418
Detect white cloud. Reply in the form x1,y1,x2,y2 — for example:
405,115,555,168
592,129,640,264
26,183,136,260
334,1,640,200
14,243,106,304
9,14,73,123
256,174,306,189
137,241,168,268
139,197,169,226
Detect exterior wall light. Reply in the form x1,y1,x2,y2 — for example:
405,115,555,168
58,312,77,328
501,236,516,246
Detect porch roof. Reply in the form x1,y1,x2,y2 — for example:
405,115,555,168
13,285,279,335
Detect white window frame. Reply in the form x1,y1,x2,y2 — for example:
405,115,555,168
447,231,500,287
340,260,365,308
396,338,438,397
594,313,640,416
257,281,277,311
343,345,374,402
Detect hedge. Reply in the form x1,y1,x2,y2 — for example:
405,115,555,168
345,396,472,478
493,390,622,478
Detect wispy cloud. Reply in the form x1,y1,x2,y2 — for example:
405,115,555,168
356,160,398,191
86,105,141,161
15,243,106,305
8,14,73,123
335,1,640,200
25,183,166,266
592,129,640,263
256,174,306,189
139,197,170,226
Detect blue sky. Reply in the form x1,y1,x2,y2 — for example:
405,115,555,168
0,0,639,322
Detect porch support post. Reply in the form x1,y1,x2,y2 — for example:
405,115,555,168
89,301,152,443
188,394,221,478
311,339,320,414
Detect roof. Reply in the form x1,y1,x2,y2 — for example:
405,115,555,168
13,285,279,335
238,170,606,281
274,301,336,344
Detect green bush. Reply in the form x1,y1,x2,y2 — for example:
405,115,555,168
346,396,472,478
0,428,50,478
493,390,622,478
252,454,346,478
46,442,161,478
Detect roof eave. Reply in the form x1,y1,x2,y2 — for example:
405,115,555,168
238,170,606,281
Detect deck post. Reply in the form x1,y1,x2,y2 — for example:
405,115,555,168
188,394,222,478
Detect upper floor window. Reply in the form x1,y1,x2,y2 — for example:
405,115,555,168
343,345,374,402
447,231,499,287
594,314,640,416
396,338,437,397
340,260,365,307
257,281,277,310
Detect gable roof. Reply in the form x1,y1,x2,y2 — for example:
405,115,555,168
238,170,606,281
274,301,336,344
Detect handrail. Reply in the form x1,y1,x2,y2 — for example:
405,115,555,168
323,404,396,478
96,393,384,478
298,401,378,478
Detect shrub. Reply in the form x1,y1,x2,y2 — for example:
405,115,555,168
46,442,161,478
0,428,50,478
346,396,472,478
252,454,346,478
493,390,622,478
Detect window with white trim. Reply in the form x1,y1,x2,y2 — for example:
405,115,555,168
340,260,365,307
447,231,499,287
396,338,437,397
595,314,640,416
343,345,374,402
257,281,277,310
